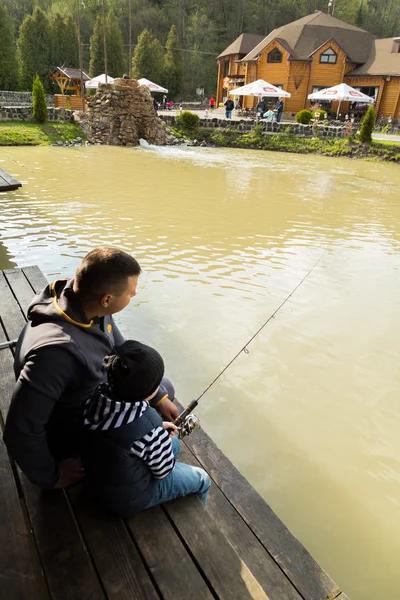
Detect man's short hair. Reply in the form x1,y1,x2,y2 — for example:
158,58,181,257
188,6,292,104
75,247,141,301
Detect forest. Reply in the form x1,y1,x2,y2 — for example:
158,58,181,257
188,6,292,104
0,0,399,98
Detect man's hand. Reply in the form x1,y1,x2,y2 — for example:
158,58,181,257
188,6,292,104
54,458,85,489
158,398,179,422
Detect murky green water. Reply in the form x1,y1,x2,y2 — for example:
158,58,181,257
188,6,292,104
1,145,400,600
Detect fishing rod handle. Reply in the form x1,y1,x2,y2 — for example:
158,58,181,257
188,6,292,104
174,399,198,427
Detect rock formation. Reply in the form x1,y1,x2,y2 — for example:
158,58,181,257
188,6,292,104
85,78,166,146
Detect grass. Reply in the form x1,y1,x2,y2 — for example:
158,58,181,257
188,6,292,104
0,121,85,146
181,126,400,163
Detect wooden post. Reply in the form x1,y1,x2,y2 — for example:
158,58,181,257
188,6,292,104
128,0,132,78
77,0,85,112
102,0,108,82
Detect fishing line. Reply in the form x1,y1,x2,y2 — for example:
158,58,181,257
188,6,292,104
0,148,36,175
194,251,326,414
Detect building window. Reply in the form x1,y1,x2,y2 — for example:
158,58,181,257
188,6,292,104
355,86,378,100
320,48,337,64
268,48,283,63
223,60,229,78
311,86,333,107
272,84,283,90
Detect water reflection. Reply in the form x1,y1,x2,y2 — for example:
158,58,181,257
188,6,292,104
1,145,400,600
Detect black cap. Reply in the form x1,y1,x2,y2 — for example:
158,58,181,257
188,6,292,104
104,340,164,402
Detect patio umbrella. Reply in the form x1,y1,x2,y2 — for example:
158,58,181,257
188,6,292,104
229,79,291,99
85,74,115,89
138,78,168,94
308,83,374,118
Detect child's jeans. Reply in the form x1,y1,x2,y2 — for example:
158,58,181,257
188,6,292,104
144,436,211,508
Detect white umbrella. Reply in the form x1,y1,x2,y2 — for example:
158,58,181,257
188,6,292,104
85,74,115,89
138,78,168,94
229,79,290,98
308,83,374,117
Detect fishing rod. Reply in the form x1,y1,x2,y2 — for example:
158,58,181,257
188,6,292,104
0,339,17,350
174,252,325,438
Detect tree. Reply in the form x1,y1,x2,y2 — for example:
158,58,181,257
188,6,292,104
0,4,18,90
50,14,79,68
359,105,375,144
18,7,52,92
32,74,48,122
163,25,184,98
89,11,125,77
132,29,165,84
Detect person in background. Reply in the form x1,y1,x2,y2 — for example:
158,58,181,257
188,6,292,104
4,247,179,489
275,98,284,122
224,97,234,119
209,97,215,111
162,94,167,109
257,97,267,115
82,340,211,517
153,97,158,112
168,100,174,110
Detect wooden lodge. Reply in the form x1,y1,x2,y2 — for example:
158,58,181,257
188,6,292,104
216,11,400,119
0,265,351,600
50,66,90,110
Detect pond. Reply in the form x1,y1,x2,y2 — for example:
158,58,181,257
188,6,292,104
1,144,400,600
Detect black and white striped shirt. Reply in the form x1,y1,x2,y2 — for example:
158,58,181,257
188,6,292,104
83,384,175,480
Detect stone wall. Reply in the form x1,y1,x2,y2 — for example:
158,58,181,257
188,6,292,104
0,106,74,122
85,78,166,146
161,115,345,138
0,91,54,107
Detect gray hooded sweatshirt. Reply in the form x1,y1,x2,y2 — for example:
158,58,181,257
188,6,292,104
4,278,124,488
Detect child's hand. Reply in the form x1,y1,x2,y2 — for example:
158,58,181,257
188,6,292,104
163,422,179,438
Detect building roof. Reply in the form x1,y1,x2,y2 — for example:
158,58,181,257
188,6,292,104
217,33,265,59
52,67,90,81
348,38,400,76
242,11,375,64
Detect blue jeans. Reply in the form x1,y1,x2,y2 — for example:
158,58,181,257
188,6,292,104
145,436,211,508
225,110,232,119
276,110,283,122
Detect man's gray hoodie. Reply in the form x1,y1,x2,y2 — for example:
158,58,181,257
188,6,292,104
3,278,124,488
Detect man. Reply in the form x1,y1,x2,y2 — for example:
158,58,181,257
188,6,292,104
224,97,234,119
209,97,215,111
257,97,267,116
4,247,178,489
275,98,284,122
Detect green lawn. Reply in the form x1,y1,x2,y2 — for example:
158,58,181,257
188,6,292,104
0,121,85,146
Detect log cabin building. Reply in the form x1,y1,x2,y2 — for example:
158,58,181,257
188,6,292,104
216,11,400,118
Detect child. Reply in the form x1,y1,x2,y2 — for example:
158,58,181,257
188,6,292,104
204,108,210,118
82,340,211,518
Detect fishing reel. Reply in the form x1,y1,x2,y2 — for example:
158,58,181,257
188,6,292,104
174,399,199,439
177,414,199,439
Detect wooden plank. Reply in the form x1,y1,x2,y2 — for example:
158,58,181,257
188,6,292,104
0,323,16,418
0,270,26,341
0,167,22,192
68,484,160,600
22,265,49,294
178,443,302,600
4,268,37,317
20,479,106,600
181,415,340,600
127,506,215,600
334,594,350,600
1,269,107,600
164,495,270,600
0,440,49,600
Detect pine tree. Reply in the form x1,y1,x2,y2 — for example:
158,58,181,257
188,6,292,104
89,12,125,78
50,14,79,68
163,25,184,99
0,3,18,90
132,29,165,84
18,7,52,92
359,105,375,144
32,74,48,122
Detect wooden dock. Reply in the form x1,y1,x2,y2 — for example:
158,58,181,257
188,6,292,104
0,266,349,600
0,168,21,192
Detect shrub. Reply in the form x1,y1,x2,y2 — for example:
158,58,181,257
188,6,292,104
175,110,200,133
359,105,375,144
381,124,389,134
252,123,264,138
296,109,312,124
312,109,326,121
32,75,48,122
